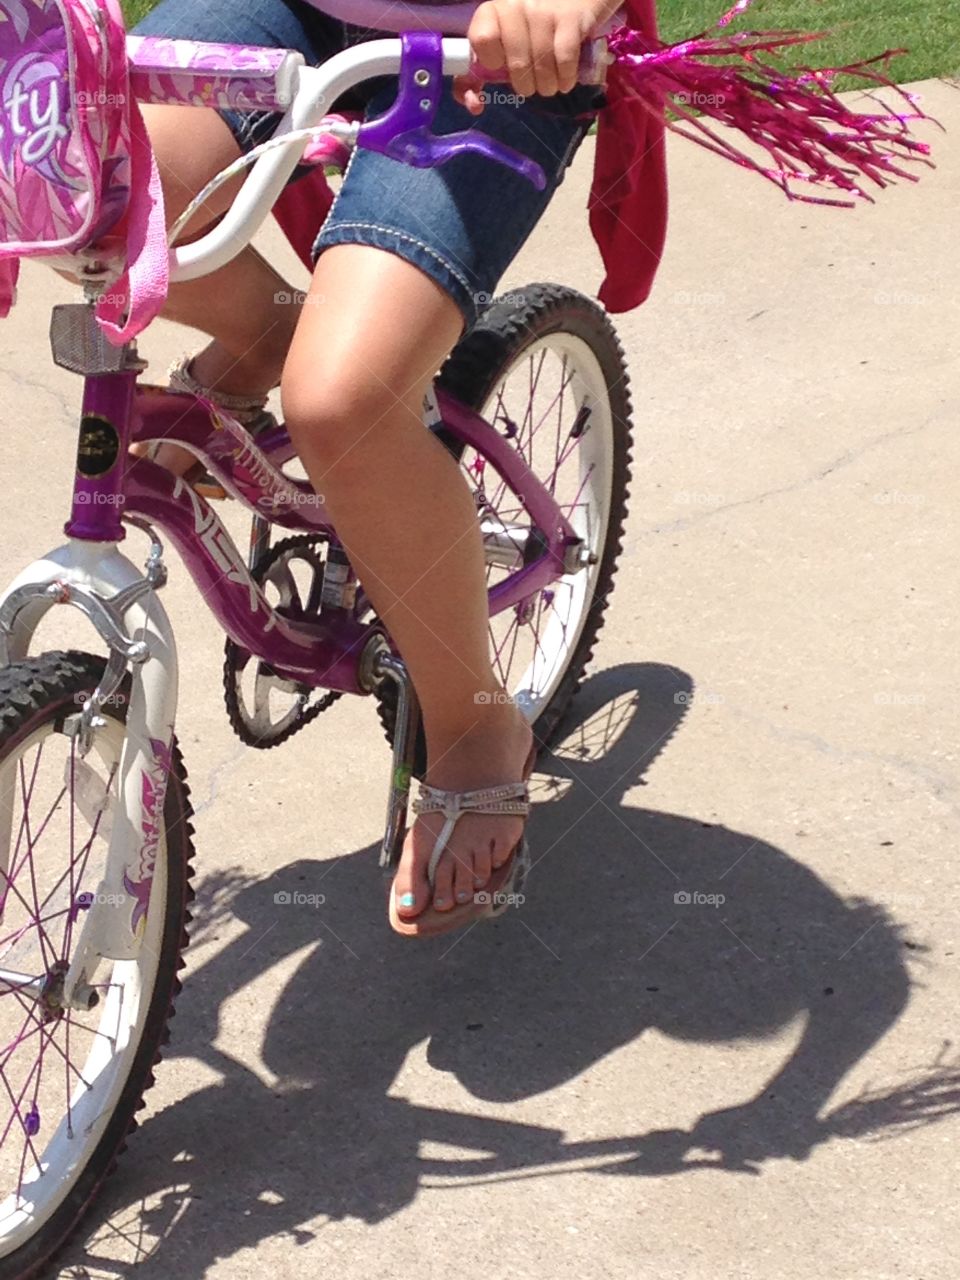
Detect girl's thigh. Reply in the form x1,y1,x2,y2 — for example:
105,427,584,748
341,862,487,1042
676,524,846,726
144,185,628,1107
315,83,603,330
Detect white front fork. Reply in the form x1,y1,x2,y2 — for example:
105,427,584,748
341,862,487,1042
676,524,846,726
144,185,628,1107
0,536,178,1002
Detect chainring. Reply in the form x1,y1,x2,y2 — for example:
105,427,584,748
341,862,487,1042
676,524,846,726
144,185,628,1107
223,533,341,749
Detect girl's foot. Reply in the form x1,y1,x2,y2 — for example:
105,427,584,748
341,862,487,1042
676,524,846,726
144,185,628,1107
132,344,284,477
392,701,535,921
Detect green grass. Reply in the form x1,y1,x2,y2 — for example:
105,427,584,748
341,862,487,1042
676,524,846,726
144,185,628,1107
121,0,960,84
661,0,960,86
123,0,156,26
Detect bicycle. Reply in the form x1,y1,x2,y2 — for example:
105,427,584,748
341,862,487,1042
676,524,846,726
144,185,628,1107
0,21,631,1276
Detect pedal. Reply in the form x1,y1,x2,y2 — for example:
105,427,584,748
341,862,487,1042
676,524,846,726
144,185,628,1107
375,653,421,874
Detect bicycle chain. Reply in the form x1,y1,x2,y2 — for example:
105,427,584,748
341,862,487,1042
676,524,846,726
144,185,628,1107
222,533,342,749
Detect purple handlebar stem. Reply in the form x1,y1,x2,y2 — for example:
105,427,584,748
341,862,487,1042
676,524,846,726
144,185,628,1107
357,31,547,190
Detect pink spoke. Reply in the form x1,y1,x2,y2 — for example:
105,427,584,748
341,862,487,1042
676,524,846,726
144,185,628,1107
554,419,592,476
501,615,523,682
0,993,42,1073
0,1023,47,1176
0,872,59,974
528,366,575,451
489,622,508,686
523,352,548,452
2,757,118,966
558,465,596,528
492,387,511,437
64,1012,72,1140
553,354,568,478
31,819,103,948
17,1022,51,1195
4,781,67,905
67,739,76,963
61,763,116,960
2,743,46,912
1,988,92,1111
35,1031,92,1091
0,917,42,958
0,905,72,958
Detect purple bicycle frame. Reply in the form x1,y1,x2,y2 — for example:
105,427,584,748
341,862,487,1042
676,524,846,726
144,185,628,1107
57,30,584,698
63,372,580,697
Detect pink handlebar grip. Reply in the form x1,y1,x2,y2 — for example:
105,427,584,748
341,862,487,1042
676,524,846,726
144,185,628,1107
470,37,611,87
127,36,303,111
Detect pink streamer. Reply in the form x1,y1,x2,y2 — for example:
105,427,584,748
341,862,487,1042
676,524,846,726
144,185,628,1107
607,0,936,205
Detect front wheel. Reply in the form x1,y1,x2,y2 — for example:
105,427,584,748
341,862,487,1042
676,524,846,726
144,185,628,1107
379,283,633,769
0,652,194,1279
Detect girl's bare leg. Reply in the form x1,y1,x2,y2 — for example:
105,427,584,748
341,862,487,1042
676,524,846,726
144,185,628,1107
139,108,531,914
282,246,533,918
140,104,300,401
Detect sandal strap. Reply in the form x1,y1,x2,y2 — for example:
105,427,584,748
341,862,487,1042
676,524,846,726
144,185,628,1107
413,781,531,888
169,355,270,420
413,781,530,820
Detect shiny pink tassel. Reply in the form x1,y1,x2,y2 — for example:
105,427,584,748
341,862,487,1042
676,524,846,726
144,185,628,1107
608,0,935,205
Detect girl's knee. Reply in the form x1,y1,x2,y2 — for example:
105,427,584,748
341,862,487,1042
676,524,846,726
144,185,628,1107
280,360,417,461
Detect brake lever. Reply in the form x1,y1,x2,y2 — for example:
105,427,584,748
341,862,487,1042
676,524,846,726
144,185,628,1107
356,31,548,191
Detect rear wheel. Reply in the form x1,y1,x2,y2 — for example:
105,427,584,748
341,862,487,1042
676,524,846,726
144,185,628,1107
0,652,194,1279
378,283,632,773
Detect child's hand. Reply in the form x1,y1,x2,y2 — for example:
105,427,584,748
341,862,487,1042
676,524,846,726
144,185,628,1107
456,0,620,114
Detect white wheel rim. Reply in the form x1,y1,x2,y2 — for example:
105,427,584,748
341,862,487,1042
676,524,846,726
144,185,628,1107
0,712,167,1256
470,332,617,721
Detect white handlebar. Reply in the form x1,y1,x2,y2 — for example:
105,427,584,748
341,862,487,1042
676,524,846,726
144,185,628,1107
169,38,473,284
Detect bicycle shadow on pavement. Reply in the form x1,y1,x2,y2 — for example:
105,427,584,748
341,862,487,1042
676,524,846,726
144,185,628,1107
64,662,956,1276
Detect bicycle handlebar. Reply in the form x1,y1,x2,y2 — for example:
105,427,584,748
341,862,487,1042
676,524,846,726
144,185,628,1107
140,34,607,285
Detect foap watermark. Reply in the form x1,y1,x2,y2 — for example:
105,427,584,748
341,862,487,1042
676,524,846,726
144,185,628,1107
477,90,526,107
474,690,519,706
674,889,725,908
73,491,125,506
274,889,326,907
72,890,129,910
674,90,727,108
76,90,127,107
474,290,527,308
673,490,724,508
873,290,927,307
674,689,724,707
872,489,925,507
475,890,525,907
671,289,725,307
873,691,925,707
274,289,324,306
256,489,326,510
74,690,127,707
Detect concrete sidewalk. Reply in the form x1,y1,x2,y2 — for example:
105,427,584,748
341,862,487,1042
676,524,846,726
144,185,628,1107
0,79,956,1280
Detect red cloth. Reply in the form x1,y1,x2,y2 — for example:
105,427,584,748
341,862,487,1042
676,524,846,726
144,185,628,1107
273,170,336,272
589,0,668,312
274,1,670,311
0,257,18,318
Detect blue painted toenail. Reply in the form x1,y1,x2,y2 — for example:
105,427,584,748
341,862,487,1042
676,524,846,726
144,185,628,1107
435,897,447,908
398,892,416,908
456,891,470,903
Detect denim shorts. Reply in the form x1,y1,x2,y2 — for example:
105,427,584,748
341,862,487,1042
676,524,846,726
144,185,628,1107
134,0,602,327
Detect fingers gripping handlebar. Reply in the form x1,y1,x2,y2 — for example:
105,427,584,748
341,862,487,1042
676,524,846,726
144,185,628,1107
357,32,607,190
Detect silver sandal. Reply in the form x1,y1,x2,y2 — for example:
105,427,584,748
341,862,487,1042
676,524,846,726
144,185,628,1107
388,767,533,938
146,355,278,496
